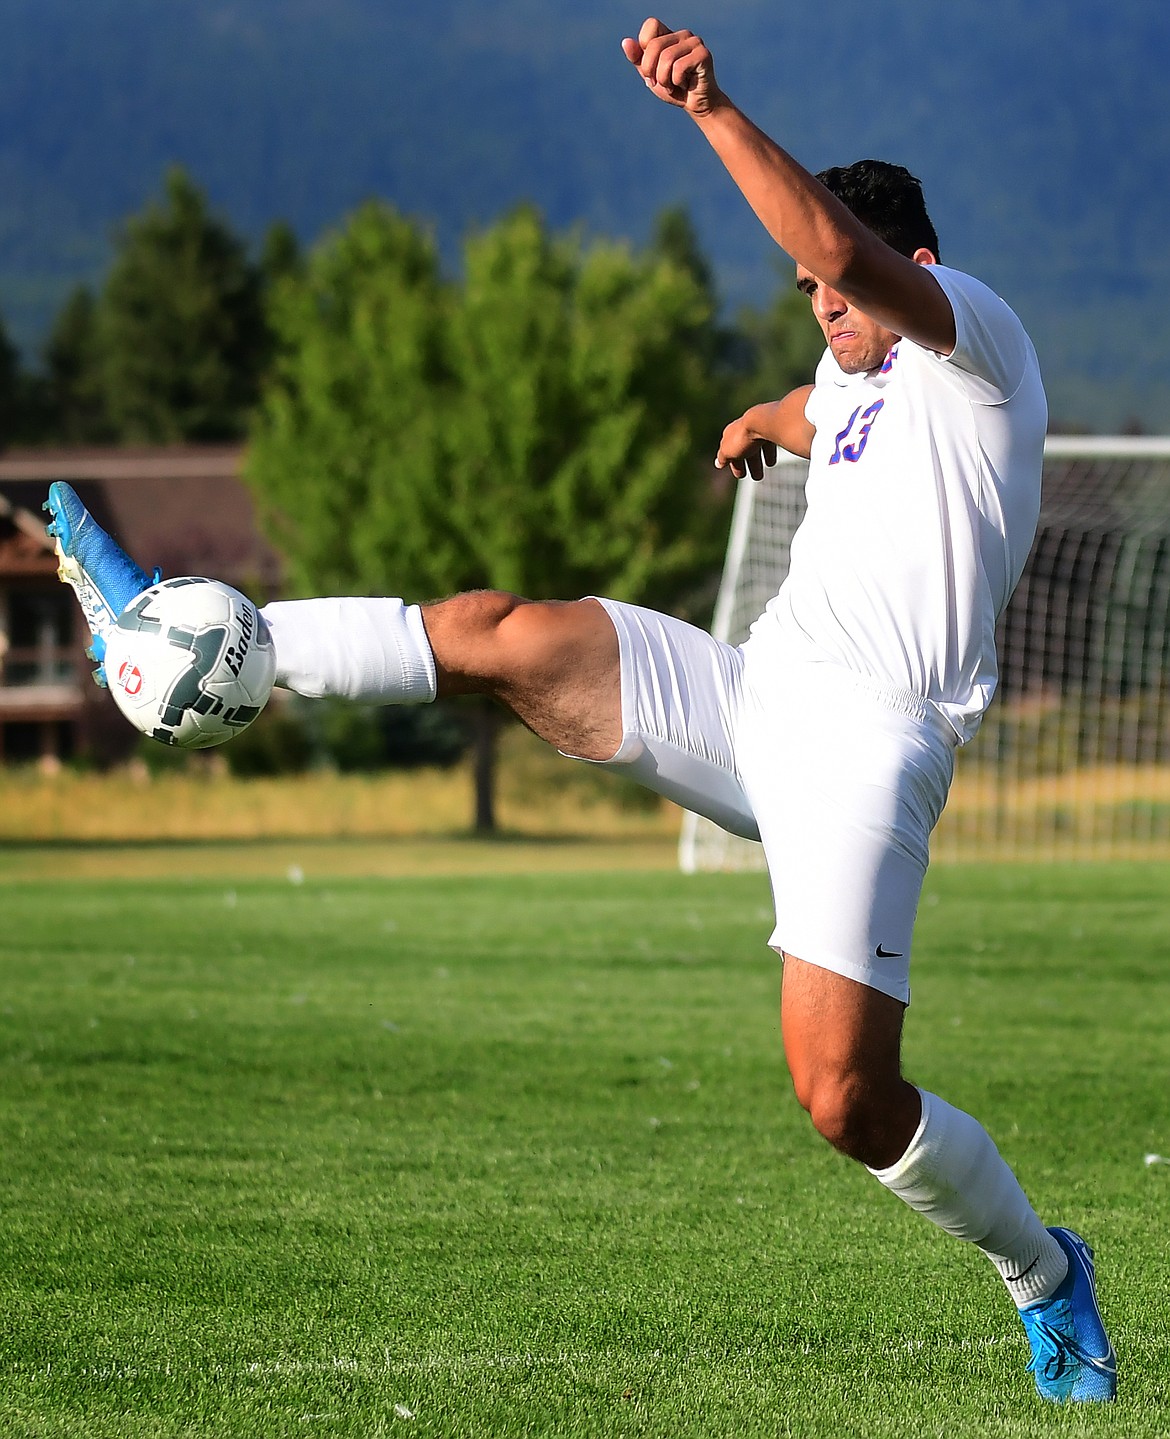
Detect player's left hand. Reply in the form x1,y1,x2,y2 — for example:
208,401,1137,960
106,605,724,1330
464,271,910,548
621,18,723,116
716,408,779,481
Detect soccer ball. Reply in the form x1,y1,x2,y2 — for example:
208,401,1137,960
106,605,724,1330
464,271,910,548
104,577,276,749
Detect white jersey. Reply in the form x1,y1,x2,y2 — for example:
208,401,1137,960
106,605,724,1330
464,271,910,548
743,265,1046,743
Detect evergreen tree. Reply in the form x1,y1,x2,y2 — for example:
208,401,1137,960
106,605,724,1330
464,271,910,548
96,167,267,442
0,313,19,447
259,219,303,290
651,205,716,302
43,286,112,443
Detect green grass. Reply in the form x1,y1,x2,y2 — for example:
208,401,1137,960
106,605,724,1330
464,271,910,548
1,862,1168,1437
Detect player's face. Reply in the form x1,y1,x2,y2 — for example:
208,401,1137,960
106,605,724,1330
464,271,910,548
796,267,900,375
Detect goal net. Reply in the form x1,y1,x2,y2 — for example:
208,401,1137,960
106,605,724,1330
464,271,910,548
679,437,1170,869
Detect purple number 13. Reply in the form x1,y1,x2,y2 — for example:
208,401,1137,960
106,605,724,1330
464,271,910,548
829,399,885,465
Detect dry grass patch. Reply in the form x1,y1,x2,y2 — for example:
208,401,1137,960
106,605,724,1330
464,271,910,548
936,763,1170,860
0,726,681,847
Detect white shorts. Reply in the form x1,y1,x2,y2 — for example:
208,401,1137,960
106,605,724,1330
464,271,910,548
583,599,957,1005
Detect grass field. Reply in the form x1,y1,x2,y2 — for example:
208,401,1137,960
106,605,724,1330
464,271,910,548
1,859,1168,1437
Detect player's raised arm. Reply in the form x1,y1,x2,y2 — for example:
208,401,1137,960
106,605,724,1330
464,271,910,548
622,19,956,357
716,385,815,476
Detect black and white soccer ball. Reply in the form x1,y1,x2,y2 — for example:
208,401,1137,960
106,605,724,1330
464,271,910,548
104,577,276,749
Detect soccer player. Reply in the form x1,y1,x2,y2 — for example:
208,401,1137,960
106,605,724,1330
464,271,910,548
45,18,1115,1403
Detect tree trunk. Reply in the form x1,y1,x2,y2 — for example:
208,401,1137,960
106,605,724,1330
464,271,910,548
471,698,498,834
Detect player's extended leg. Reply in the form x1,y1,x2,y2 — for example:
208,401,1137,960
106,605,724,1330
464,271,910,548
42,482,620,753
263,590,622,759
780,954,1116,1402
264,592,762,839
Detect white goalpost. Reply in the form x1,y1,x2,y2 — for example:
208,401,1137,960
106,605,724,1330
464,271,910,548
679,437,1170,870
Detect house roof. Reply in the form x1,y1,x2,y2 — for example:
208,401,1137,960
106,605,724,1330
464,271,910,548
0,446,282,594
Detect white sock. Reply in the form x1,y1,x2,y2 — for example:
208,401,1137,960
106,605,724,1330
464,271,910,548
260,598,437,704
868,1088,1069,1308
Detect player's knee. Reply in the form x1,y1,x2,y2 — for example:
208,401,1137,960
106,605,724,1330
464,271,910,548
464,589,530,636
425,590,531,694
490,596,614,684
796,1070,888,1163
431,592,602,689
461,591,589,657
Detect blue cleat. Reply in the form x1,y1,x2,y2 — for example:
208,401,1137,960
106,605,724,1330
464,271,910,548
43,482,158,686
1019,1227,1117,1403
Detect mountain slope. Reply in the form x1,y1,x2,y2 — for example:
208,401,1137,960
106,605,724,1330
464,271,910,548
1,0,1167,428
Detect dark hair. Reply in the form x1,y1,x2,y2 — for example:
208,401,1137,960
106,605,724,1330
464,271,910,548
815,160,940,262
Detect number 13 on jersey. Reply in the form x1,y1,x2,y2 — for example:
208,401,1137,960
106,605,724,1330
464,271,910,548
829,399,885,465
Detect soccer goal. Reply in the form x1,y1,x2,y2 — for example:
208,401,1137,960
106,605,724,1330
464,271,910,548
679,437,1170,869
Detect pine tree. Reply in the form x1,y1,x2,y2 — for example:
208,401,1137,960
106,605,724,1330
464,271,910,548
96,167,267,442
0,313,19,447
43,286,112,443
